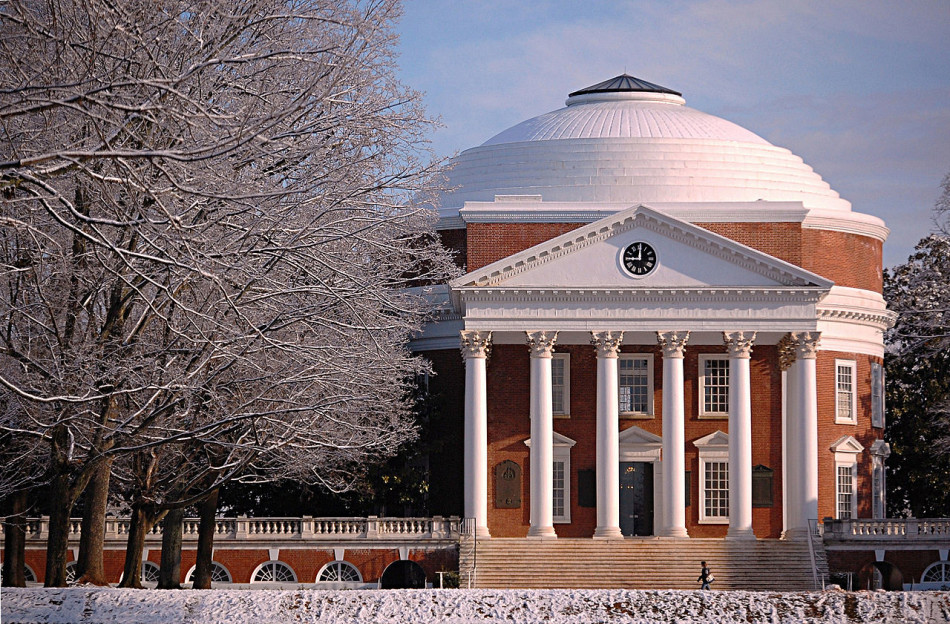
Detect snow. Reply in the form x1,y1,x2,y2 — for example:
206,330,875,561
2,588,949,624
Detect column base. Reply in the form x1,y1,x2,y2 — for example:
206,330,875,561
659,527,690,538
527,526,557,539
725,526,756,540
593,526,623,539
475,526,491,538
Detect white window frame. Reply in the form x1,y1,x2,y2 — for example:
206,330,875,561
694,430,730,524
552,353,570,418
871,362,885,428
618,354,654,418
250,560,297,583
699,355,730,418
835,360,857,424
831,435,863,519
525,432,576,524
316,560,363,583
185,562,233,584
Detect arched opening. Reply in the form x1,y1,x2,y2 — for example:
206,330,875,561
379,559,426,589
250,560,297,584
858,561,903,591
185,562,232,584
317,560,362,583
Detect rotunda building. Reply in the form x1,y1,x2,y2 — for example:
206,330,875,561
413,75,893,551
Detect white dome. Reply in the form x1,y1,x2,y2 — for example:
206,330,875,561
438,77,851,213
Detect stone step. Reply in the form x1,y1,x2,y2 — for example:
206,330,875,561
460,537,821,590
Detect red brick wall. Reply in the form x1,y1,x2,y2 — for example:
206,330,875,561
438,228,468,271
7,545,457,585
483,342,788,539
816,351,885,522
826,549,945,589
464,221,882,293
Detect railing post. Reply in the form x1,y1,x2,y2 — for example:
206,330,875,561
36,516,48,540
366,516,379,539
300,516,314,539
906,517,918,539
431,515,445,538
235,515,248,540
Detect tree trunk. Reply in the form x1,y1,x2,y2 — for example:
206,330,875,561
75,458,113,585
118,502,154,589
157,507,184,589
2,490,28,587
44,469,75,587
191,488,219,589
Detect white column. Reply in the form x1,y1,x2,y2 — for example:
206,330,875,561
526,330,558,539
592,331,624,539
724,331,756,540
461,330,492,538
788,331,820,538
657,331,690,538
778,335,799,539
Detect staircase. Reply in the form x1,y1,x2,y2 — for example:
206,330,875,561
459,537,825,590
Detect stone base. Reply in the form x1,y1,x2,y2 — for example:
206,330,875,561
527,525,558,539
593,526,624,539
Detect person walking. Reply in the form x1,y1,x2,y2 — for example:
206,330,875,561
698,561,712,590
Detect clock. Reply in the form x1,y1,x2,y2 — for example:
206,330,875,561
622,242,657,276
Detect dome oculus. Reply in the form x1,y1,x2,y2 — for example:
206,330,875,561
622,242,657,276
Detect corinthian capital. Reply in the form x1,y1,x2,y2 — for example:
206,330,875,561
723,331,756,359
656,331,690,358
777,333,796,371
460,330,492,359
790,331,821,360
591,331,624,358
526,330,558,358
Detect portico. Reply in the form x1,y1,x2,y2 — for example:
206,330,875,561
452,205,833,540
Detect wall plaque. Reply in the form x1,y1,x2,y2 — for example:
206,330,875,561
494,460,522,508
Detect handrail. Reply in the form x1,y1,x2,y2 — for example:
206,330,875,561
806,518,823,590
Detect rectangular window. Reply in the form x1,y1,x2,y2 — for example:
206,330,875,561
837,465,854,519
836,361,856,424
552,460,566,520
619,355,653,416
704,461,730,518
700,356,730,417
871,362,884,428
552,354,570,416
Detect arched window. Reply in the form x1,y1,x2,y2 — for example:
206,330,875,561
65,561,78,584
251,561,296,583
23,564,37,583
921,561,950,588
317,561,362,583
185,562,232,584
141,561,161,583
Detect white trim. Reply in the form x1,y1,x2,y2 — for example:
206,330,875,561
552,353,570,417
618,353,655,418
831,435,863,520
699,355,730,419
525,432,576,524
694,431,730,524
835,360,858,425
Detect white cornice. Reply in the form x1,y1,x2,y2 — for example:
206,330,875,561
455,286,829,304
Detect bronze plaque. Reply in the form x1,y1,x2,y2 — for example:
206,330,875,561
494,460,522,508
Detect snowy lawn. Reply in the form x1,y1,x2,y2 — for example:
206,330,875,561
2,587,948,623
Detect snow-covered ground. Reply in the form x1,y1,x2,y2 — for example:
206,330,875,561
2,588,949,623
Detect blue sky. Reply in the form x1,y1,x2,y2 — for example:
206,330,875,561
395,0,950,268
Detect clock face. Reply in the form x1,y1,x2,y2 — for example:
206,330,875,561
622,242,657,276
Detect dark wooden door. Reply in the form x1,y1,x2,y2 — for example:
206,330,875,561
619,461,654,536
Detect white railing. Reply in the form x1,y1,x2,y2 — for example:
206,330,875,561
4,515,460,543
822,517,950,541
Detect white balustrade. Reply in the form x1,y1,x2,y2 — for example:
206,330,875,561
5,515,460,543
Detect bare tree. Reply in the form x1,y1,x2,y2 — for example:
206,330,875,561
1,0,454,587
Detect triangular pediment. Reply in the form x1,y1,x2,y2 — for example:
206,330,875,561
830,435,864,454
451,205,832,291
524,431,577,448
694,430,729,449
618,425,662,447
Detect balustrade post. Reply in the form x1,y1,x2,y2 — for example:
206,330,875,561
906,517,918,538
235,515,248,540
300,516,314,539
366,516,379,539
36,516,48,540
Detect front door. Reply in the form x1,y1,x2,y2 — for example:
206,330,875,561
619,461,654,536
